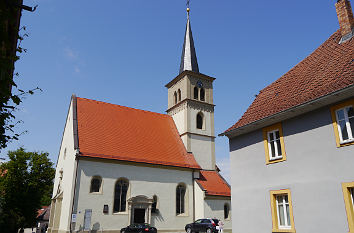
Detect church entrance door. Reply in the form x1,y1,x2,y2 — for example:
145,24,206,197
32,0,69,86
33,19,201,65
133,208,145,223
128,195,153,225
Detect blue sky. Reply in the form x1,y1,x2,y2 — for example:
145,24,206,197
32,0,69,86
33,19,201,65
1,0,341,181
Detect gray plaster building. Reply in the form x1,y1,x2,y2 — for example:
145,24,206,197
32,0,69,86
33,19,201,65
221,1,354,233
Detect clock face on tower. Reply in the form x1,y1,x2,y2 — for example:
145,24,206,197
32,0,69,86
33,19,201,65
197,80,203,88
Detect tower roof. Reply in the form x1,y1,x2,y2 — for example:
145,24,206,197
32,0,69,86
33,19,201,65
179,12,199,74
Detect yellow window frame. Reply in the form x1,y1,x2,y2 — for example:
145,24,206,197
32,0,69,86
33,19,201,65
330,98,354,147
270,189,296,233
263,123,287,164
342,182,354,233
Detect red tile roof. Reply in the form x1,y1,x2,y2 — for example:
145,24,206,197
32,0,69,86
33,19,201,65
37,206,51,220
76,97,200,169
224,30,354,134
37,206,48,218
197,170,231,197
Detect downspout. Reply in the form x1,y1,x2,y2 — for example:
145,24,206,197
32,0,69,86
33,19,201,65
70,95,80,233
192,170,195,222
70,153,79,233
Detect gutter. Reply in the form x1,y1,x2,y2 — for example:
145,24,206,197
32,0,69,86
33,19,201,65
220,84,354,138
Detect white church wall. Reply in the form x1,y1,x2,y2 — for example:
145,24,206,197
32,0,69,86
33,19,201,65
189,134,215,170
72,159,195,232
204,198,232,231
181,134,188,150
171,108,187,135
194,182,205,220
50,99,78,232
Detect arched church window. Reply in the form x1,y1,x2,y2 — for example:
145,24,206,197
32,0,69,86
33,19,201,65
90,176,102,193
178,89,181,102
176,184,186,215
224,203,230,219
113,179,129,213
152,195,158,213
200,88,205,101
197,112,204,129
194,87,199,100
174,92,177,104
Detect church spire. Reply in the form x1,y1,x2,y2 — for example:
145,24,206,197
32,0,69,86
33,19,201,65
179,6,199,74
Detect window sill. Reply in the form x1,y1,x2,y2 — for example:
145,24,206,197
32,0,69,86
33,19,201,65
272,228,295,233
176,213,189,217
267,157,286,165
89,192,103,195
113,211,128,215
269,156,283,161
338,139,354,147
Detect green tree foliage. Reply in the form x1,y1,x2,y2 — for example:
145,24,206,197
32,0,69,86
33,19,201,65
0,148,55,233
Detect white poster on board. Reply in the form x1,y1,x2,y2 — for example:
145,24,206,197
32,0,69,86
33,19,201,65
84,209,92,230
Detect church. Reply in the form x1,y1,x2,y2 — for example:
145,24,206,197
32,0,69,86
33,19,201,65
48,8,231,233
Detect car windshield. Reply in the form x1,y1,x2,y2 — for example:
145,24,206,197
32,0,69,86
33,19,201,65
212,219,219,225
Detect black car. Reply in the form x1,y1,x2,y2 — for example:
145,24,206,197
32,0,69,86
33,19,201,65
185,218,220,233
121,223,157,233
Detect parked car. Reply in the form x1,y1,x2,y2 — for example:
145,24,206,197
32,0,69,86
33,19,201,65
121,223,157,233
185,218,220,233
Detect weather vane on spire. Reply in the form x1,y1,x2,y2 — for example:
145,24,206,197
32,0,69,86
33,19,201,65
186,0,190,16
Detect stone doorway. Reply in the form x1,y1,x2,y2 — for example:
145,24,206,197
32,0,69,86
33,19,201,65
128,195,153,224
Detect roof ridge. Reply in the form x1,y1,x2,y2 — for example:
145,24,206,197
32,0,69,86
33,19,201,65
76,97,170,118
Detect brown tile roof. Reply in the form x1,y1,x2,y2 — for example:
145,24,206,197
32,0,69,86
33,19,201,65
76,97,200,169
197,170,231,197
224,30,354,134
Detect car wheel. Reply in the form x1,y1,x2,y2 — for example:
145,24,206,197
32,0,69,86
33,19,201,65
122,230,125,233
186,227,192,233
206,228,211,233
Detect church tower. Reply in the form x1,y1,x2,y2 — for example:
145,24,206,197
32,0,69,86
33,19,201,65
165,8,216,170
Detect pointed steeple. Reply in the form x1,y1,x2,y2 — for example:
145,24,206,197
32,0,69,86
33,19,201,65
179,9,199,74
